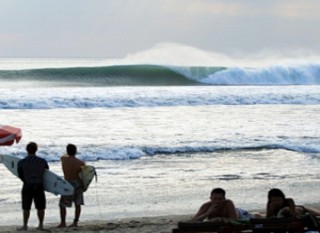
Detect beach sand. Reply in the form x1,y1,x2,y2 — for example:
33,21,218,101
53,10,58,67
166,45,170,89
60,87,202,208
2,204,320,233
0,214,191,233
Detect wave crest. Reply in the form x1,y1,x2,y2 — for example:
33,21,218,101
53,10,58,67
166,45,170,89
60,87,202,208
1,63,320,86
2,143,319,162
201,64,320,85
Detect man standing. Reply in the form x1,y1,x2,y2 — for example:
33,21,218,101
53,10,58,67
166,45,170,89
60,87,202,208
192,188,239,222
17,142,49,231
57,144,85,228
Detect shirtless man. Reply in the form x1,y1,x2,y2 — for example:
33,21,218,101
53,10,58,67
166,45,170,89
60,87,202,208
192,188,238,222
57,144,85,228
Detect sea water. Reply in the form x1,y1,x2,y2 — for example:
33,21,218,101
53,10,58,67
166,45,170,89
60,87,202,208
0,58,320,226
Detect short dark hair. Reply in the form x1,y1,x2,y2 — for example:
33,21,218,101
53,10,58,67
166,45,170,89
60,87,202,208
211,188,226,197
66,144,77,156
26,142,38,154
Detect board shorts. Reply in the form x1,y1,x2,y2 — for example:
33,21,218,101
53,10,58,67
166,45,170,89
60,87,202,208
237,208,252,220
59,180,84,208
22,183,46,210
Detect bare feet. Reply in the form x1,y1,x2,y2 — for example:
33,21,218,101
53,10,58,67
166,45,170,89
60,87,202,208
17,226,28,231
56,223,66,228
68,222,78,228
36,225,47,231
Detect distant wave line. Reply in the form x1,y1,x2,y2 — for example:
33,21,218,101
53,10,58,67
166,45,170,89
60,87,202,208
0,65,205,86
1,85,320,109
41,144,320,161
1,63,320,86
2,143,318,162
1,92,320,109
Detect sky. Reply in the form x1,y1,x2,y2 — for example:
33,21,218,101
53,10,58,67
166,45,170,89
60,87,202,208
0,0,320,60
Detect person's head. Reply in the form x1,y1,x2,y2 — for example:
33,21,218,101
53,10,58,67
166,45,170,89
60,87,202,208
268,188,286,208
210,188,226,204
26,142,37,155
66,144,77,156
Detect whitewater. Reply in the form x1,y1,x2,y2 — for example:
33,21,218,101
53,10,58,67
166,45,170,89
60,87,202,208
1,53,320,226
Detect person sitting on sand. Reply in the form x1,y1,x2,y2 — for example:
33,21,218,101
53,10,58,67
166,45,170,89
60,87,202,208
192,188,239,222
267,188,320,217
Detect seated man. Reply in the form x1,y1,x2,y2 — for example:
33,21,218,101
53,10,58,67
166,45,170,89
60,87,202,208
192,188,239,222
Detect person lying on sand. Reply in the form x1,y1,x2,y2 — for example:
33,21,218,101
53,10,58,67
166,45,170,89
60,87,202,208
191,188,239,222
266,188,320,217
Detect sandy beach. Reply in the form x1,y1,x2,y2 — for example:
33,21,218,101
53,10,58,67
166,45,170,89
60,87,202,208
0,214,191,233
1,203,320,233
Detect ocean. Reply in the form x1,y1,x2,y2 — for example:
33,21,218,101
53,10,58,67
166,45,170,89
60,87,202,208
1,58,320,226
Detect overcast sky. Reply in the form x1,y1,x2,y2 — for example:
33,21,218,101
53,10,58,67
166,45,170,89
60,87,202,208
0,0,319,59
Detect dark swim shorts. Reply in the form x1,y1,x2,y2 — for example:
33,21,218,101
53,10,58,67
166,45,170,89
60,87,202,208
22,183,46,210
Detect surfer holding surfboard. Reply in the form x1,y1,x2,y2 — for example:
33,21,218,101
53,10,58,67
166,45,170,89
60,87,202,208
57,144,86,228
17,142,49,231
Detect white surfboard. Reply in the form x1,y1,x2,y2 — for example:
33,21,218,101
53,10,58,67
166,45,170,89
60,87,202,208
0,154,74,196
79,165,96,192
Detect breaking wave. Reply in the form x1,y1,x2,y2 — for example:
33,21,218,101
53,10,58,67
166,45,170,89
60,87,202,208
1,85,320,109
1,63,320,86
3,143,320,162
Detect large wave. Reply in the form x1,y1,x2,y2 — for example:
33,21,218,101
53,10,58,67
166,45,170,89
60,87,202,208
0,65,201,86
1,63,320,86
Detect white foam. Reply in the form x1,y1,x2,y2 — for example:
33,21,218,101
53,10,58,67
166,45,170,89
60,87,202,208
201,64,320,85
1,86,320,110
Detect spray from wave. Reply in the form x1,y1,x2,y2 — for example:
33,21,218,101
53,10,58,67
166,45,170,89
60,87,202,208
0,43,320,86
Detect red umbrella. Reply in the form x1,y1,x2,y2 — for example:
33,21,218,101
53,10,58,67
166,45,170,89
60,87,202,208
0,125,22,146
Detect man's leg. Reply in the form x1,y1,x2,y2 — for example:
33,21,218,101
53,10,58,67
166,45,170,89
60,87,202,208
37,209,45,229
69,189,84,227
57,207,67,228
69,205,81,227
34,188,46,230
19,185,32,230
18,209,30,230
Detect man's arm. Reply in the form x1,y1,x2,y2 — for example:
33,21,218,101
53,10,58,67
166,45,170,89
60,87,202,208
266,202,273,217
17,161,24,182
225,200,238,219
192,202,211,221
283,198,296,217
45,160,49,170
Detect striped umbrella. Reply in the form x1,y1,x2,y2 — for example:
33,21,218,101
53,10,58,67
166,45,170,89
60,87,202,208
0,125,22,146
